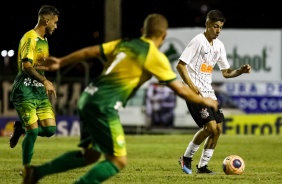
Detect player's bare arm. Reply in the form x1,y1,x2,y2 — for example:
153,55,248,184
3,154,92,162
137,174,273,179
167,80,218,110
22,61,57,98
176,60,202,95
221,64,251,78
59,45,101,67
37,45,102,71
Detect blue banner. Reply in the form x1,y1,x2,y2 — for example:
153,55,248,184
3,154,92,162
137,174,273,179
230,96,282,113
217,82,282,113
0,116,80,137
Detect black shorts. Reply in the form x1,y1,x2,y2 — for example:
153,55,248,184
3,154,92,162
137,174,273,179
186,100,224,128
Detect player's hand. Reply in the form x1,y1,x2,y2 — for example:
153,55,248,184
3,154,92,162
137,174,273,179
203,98,218,111
36,56,61,71
240,64,251,74
43,80,57,98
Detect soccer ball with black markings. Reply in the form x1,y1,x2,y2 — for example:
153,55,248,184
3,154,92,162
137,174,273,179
222,155,245,175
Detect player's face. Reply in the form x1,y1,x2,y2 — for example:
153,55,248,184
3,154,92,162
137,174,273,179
206,21,224,40
45,15,59,36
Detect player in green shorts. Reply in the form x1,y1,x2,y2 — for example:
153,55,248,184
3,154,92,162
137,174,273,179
9,5,60,175
22,13,218,184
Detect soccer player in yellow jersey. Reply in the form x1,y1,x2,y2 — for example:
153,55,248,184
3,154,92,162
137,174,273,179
23,14,218,184
9,5,59,175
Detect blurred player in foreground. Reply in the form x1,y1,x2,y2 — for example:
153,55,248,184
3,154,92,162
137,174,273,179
177,10,251,174
9,4,59,176
23,13,218,184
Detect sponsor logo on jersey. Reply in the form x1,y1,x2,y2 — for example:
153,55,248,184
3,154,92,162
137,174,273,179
23,77,44,87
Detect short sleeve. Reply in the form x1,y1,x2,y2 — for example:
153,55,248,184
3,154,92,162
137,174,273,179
100,39,121,61
179,38,201,64
145,52,177,83
20,35,36,63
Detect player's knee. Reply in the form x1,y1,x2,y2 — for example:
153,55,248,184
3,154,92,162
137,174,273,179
204,121,219,135
105,154,127,170
202,127,214,136
217,123,222,134
42,126,56,137
113,156,127,169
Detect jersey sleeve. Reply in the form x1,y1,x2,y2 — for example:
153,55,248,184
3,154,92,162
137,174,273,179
100,39,122,61
145,52,177,83
217,42,230,70
19,33,36,64
179,37,201,64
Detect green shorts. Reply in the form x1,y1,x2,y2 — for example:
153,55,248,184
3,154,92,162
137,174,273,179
77,103,127,157
12,98,55,126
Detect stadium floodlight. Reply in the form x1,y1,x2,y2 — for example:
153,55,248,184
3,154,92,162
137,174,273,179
8,50,14,57
1,50,7,57
1,49,14,66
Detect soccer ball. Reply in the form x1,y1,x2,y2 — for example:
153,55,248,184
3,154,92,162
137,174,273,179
222,155,245,175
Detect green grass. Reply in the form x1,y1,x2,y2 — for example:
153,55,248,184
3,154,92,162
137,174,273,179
1,134,282,184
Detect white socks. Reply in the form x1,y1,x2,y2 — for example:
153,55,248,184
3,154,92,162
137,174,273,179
183,142,215,167
184,142,200,158
198,149,214,168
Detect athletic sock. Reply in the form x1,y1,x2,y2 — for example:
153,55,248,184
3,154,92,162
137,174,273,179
22,128,38,165
38,126,56,137
184,142,200,158
37,126,44,136
35,150,86,180
198,149,214,167
74,160,119,184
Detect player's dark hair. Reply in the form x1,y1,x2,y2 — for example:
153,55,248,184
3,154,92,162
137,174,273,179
38,5,60,16
206,10,225,23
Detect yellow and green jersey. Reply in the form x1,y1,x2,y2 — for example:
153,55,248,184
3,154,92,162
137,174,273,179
78,37,177,110
10,29,49,102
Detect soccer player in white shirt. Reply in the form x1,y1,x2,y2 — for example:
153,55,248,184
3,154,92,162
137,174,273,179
177,10,251,174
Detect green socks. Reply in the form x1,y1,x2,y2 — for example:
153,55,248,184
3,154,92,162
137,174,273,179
36,150,87,180
22,128,38,165
35,151,119,184
38,126,56,137
74,160,119,184
22,126,56,166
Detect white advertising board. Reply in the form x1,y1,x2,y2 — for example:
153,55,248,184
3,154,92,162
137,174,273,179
160,27,282,82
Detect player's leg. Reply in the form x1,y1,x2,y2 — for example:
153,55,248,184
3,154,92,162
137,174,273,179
196,107,224,174
179,102,208,174
36,99,56,137
23,105,126,184
74,107,126,184
179,129,206,174
23,148,101,184
22,111,98,184
196,120,218,174
10,118,55,148
23,135,123,184
11,99,55,148
202,122,222,149
37,118,56,137
73,155,125,184
14,100,40,170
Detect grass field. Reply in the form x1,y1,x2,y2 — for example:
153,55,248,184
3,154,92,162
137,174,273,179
1,134,282,184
